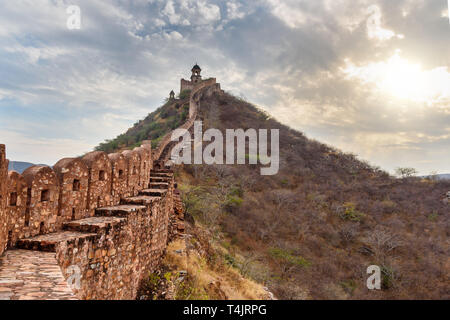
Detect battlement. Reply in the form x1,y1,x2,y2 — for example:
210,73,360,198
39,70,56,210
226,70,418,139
0,67,221,300
0,144,153,255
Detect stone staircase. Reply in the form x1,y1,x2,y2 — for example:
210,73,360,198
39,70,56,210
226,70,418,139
0,169,179,300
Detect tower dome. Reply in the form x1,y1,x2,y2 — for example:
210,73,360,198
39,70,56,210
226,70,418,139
191,64,202,83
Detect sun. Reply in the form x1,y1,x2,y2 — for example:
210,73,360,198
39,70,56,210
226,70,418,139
343,51,450,104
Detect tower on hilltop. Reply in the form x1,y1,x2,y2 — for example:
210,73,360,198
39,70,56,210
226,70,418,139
190,64,202,84
180,64,204,94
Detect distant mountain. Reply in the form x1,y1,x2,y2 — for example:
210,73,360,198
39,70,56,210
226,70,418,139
8,161,48,174
422,173,450,180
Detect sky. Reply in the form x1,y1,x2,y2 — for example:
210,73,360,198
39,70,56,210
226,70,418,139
0,0,449,175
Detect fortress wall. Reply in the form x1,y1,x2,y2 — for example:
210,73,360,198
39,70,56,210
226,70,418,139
82,151,113,216
0,145,8,255
54,158,89,224
0,78,219,298
0,140,159,250
56,175,174,300
180,79,194,93
6,171,27,245
134,146,151,190
122,150,140,197
22,166,60,236
108,153,128,204
153,79,222,165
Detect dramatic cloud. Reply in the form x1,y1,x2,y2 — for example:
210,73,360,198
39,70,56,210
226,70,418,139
0,0,449,175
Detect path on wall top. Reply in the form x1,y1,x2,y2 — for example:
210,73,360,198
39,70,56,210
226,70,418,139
152,78,221,167
0,250,76,300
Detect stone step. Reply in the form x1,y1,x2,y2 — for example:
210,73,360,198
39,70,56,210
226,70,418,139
139,188,167,197
95,204,147,217
0,250,77,300
16,231,97,252
150,176,169,183
149,182,169,189
64,216,126,233
121,195,161,206
151,169,173,174
150,172,173,178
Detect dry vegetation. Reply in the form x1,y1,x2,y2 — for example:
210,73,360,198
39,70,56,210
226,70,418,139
138,230,270,300
173,92,450,300
103,89,449,300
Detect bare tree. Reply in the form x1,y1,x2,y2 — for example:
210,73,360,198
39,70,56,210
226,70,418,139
365,228,402,261
395,167,418,179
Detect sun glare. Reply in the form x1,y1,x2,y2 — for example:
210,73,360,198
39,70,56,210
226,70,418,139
343,51,450,104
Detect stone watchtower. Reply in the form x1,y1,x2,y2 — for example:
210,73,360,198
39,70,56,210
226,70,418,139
190,64,202,84
180,64,203,93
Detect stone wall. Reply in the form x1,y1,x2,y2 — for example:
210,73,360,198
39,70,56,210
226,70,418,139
54,158,89,223
0,76,220,299
122,150,141,197
134,146,151,190
82,151,113,215
0,145,8,255
22,166,60,236
180,78,194,93
6,171,27,245
108,153,128,204
153,78,222,165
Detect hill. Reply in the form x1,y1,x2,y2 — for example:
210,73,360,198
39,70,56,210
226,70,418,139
97,89,450,300
177,92,449,300
95,90,191,152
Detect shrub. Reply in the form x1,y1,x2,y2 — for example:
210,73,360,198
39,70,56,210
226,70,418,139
337,202,365,222
268,248,311,268
178,89,191,100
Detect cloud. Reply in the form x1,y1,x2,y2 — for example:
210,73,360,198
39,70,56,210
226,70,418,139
0,0,449,175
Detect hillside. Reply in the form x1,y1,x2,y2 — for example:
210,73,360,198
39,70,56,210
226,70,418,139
97,90,450,300
178,92,449,300
95,90,191,152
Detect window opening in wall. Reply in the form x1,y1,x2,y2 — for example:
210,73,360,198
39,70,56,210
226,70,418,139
41,189,50,202
73,179,80,191
9,192,17,206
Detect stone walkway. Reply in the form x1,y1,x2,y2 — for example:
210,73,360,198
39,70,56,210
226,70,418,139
0,250,76,300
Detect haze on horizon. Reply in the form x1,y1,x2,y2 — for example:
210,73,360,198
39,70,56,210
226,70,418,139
0,0,449,176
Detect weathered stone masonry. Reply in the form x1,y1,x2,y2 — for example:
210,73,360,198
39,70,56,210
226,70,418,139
0,66,222,300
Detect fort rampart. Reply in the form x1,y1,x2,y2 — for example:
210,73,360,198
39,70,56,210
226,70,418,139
0,77,222,300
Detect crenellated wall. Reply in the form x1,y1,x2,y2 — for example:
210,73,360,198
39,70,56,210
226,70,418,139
82,151,114,215
108,153,128,204
6,171,27,245
22,166,60,236
54,158,89,223
0,75,221,299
